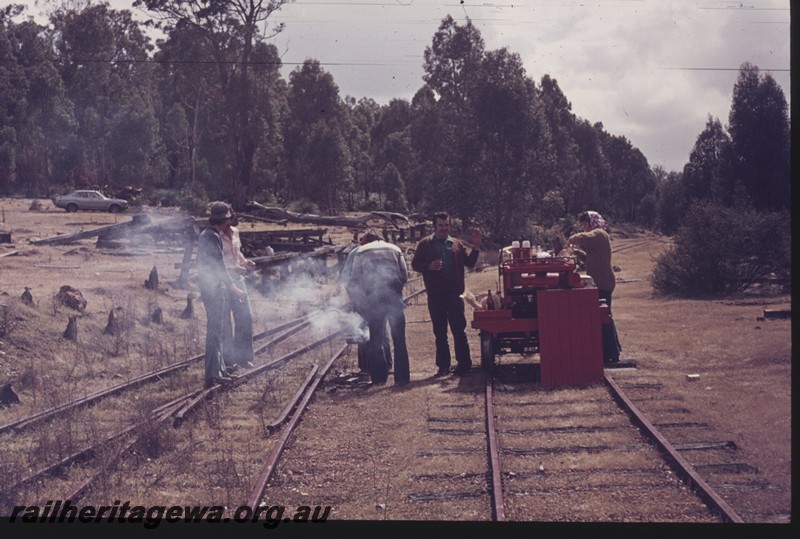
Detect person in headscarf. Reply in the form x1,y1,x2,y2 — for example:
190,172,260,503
567,211,622,363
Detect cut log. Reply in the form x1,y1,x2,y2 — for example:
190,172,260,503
763,309,791,320
56,286,87,311
235,212,288,226
31,215,151,246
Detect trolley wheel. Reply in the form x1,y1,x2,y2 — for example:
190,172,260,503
480,331,494,371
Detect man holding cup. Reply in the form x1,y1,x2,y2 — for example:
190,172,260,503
411,211,481,376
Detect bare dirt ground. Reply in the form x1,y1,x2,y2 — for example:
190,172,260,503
0,198,791,524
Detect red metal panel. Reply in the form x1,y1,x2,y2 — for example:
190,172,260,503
537,288,604,387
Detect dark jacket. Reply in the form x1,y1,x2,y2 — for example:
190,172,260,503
411,234,479,295
196,226,236,295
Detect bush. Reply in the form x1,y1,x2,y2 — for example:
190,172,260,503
179,181,209,216
289,198,319,214
354,193,383,212
650,201,790,296
540,190,565,227
150,189,182,207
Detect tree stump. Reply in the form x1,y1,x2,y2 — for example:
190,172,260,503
21,287,33,305
64,316,78,341
144,266,159,290
151,307,163,324
0,382,20,406
103,307,123,335
180,294,195,319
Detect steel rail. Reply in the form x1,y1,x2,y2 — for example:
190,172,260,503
253,320,311,356
2,389,202,498
246,343,348,509
173,331,343,426
266,364,319,431
403,288,427,303
611,239,663,254
484,378,506,521
0,315,312,436
58,393,194,505
604,373,745,523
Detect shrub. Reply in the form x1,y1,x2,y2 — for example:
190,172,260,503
179,181,209,215
289,198,319,214
650,201,790,296
149,189,182,207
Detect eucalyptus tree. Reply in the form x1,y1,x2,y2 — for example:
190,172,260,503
51,2,161,188
599,131,654,223
0,6,27,193
652,166,685,235
421,15,486,225
283,59,351,211
137,0,290,204
470,47,551,242
681,115,730,205
409,85,445,211
241,40,288,201
343,96,380,206
537,75,580,218
423,15,484,114
724,62,790,212
380,162,407,212
1,5,81,195
154,23,219,189
371,99,413,208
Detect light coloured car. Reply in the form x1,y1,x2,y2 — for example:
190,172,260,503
52,190,129,213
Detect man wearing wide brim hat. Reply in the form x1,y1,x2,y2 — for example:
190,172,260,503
196,201,248,388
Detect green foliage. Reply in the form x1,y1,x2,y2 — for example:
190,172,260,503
725,63,790,212
149,189,182,207
179,180,208,215
540,190,565,227
1,3,790,257
381,163,408,212
654,168,686,235
354,193,383,212
289,198,319,215
650,201,790,297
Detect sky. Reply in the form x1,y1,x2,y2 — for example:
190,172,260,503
25,0,791,173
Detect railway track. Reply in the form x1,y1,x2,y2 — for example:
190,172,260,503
1,277,428,516
2,242,784,523
0,312,342,513
485,369,742,522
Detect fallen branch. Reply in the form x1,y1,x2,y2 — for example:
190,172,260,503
245,202,409,229
30,215,151,246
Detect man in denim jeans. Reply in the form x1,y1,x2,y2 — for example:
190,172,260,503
411,212,481,376
196,202,248,388
345,229,409,386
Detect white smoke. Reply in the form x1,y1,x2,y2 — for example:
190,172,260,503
248,264,368,342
